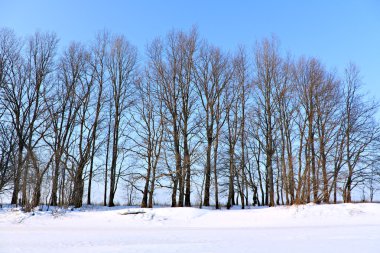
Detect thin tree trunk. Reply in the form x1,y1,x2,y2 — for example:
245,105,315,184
203,123,212,206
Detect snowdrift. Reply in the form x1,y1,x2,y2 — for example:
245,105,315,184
1,203,380,253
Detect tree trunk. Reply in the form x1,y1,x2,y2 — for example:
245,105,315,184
213,130,220,209
71,163,85,208
11,144,23,205
51,156,60,206
203,125,212,206
141,154,152,208
172,123,181,207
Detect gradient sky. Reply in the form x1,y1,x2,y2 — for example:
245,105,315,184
1,0,380,100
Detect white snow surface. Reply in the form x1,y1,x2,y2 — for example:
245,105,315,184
1,203,380,253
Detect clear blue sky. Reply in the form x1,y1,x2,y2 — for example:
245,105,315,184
1,0,379,99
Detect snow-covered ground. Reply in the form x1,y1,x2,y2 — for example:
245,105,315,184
1,203,380,253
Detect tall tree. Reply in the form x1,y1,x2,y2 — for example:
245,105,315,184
253,37,282,207
148,28,198,207
234,47,249,209
342,63,379,203
69,42,97,208
86,31,108,205
314,71,341,203
47,42,86,206
194,43,232,207
107,35,137,207
273,57,296,204
131,71,164,208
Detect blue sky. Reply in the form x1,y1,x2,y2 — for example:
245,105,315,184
1,0,379,99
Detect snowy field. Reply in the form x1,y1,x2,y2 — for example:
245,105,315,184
1,203,380,253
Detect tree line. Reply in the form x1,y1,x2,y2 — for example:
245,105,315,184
0,27,379,210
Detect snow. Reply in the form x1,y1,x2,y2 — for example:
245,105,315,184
1,203,380,253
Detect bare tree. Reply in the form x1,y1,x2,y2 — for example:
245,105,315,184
69,43,100,208
273,56,296,204
0,123,15,195
0,28,27,206
253,37,282,207
107,35,137,207
148,28,198,207
225,74,241,209
24,32,58,208
130,71,164,208
178,30,198,207
234,47,249,209
86,31,108,205
46,42,88,206
0,29,18,197
0,30,58,208
194,42,232,208
293,57,323,203
314,71,341,203
342,63,379,203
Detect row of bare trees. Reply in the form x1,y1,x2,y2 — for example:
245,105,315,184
0,27,379,210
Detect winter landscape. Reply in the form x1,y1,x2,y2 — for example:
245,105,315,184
1,1,380,253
